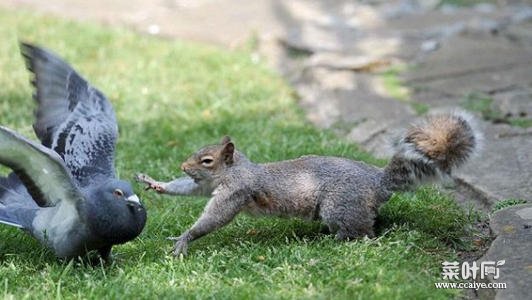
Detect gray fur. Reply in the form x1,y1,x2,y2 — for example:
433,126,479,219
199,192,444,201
135,173,211,196
140,115,479,257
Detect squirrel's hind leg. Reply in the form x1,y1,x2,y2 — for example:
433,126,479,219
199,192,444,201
319,196,376,240
335,227,375,240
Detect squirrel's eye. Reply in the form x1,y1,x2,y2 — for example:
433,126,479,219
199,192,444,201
201,157,214,166
113,189,124,197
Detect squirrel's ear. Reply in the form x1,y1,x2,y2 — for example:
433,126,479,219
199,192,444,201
220,135,232,145
221,142,234,165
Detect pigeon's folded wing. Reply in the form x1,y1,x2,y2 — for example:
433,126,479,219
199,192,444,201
20,43,118,186
0,126,84,207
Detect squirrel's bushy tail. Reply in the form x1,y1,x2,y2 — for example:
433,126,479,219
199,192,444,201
381,112,481,192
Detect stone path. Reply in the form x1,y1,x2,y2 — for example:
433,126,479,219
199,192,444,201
268,1,532,208
1,1,530,298
477,204,532,300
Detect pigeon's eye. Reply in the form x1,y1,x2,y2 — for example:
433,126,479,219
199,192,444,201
200,156,214,167
113,189,124,197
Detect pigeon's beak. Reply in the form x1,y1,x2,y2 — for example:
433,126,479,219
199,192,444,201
126,194,141,205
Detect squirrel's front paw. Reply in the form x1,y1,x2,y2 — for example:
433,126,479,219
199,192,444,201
151,183,166,193
135,173,152,183
168,235,189,257
135,173,165,193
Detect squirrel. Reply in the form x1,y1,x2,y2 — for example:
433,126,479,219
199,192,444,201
136,112,481,256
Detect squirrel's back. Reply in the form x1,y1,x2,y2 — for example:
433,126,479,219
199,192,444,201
240,156,384,219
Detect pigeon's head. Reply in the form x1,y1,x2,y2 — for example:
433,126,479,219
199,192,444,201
181,136,235,184
88,179,147,244
102,180,143,206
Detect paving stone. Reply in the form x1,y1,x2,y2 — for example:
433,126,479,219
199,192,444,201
477,204,532,300
296,67,415,135
493,87,532,118
405,88,462,107
305,52,392,72
456,122,532,204
404,35,532,91
506,22,532,46
409,62,532,98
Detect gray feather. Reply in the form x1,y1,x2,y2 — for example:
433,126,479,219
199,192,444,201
20,42,118,186
0,43,146,260
0,126,84,207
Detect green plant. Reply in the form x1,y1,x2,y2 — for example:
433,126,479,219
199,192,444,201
493,199,528,212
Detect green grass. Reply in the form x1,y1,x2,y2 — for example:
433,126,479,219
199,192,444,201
461,92,499,120
379,66,429,116
493,199,528,212
0,9,480,299
410,102,430,115
381,66,410,102
378,187,468,244
508,117,532,128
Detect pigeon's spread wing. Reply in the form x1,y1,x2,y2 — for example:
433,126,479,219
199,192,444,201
0,126,84,208
20,43,118,186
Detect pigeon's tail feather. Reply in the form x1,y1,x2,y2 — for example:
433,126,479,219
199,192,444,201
0,173,35,207
0,173,43,230
0,173,19,205
0,207,25,229
0,175,9,203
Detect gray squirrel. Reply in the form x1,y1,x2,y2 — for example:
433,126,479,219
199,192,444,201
136,112,480,256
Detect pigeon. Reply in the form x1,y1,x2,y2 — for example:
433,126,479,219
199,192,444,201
0,42,147,261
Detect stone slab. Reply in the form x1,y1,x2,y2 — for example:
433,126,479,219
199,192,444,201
493,88,532,118
404,34,532,87
407,61,532,98
476,204,532,300
456,122,532,204
295,67,415,143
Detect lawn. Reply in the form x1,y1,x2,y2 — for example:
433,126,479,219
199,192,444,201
0,9,478,299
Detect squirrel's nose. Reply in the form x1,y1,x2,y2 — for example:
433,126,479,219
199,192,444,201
181,163,187,172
